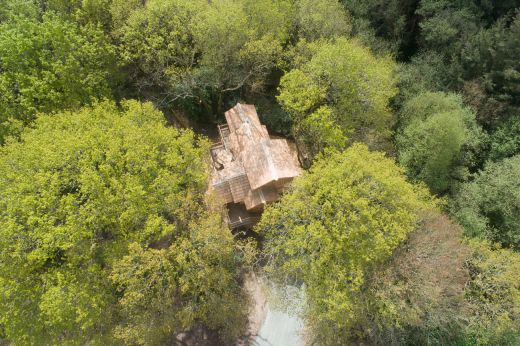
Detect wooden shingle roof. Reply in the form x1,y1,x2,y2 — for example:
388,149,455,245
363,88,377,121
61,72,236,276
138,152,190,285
210,103,301,212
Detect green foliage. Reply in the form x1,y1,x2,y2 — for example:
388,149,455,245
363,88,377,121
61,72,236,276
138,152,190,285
488,116,520,161
115,0,202,99
452,155,520,249
398,91,471,125
294,0,352,41
0,0,114,27
459,12,520,124
464,241,520,345
257,144,432,344
340,0,519,119
344,213,520,345
398,111,466,194
416,0,479,51
409,2,520,127
395,51,450,105
42,0,114,29
111,212,247,344
192,0,287,92
116,0,290,114
0,1,519,344
353,212,472,345
109,0,143,29
110,243,180,345
462,79,509,129
112,0,363,117
254,97,293,135
278,38,397,160
460,13,520,128
0,100,246,344
0,0,39,21
397,92,484,194
342,0,418,56
0,12,117,143
298,106,347,156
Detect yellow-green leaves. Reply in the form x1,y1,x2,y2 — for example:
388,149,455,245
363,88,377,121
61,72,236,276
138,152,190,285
257,143,433,341
277,38,397,161
465,241,520,344
0,100,245,345
0,13,117,143
278,69,327,116
294,0,352,41
110,243,180,345
116,0,292,110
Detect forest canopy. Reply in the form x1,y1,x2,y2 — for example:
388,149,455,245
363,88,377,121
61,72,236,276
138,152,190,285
0,0,519,344
278,38,397,161
256,144,433,342
0,101,247,344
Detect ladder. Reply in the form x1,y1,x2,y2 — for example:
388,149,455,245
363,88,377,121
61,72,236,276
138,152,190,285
218,124,230,149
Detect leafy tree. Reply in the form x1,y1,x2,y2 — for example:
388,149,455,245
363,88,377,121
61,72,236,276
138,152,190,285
192,0,287,94
353,212,472,345
110,211,247,344
416,0,479,52
472,0,519,24
464,241,520,345
0,100,247,345
116,0,290,115
109,0,143,27
396,92,484,194
294,0,352,41
342,0,421,57
0,0,114,27
397,113,466,194
0,0,40,22
345,213,520,345
462,79,509,129
115,0,202,102
39,0,114,29
488,115,520,161
459,12,520,127
278,38,397,160
408,2,520,129
256,144,432,344
254,96,293,135
340,0,518,114
395,51,450,106
0,13,117,143
452,155,520,249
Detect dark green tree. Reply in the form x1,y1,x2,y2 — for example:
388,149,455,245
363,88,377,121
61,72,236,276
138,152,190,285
452,154,520,249
488,116,520,161
459,12,520,127
342,0,421,57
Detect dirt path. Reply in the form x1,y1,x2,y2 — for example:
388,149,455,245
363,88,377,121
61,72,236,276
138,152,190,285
235,272,269,345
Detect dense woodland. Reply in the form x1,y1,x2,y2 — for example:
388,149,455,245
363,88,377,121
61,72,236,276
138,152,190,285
0,0,519,345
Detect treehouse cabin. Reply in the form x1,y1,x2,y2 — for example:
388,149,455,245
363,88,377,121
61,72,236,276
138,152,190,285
210,103,301,229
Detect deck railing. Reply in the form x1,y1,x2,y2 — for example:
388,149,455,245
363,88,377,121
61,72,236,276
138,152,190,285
227,215,261,229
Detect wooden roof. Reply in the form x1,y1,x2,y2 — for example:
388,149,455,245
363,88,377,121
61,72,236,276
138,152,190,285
224,103,300,190
210,103,301,212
